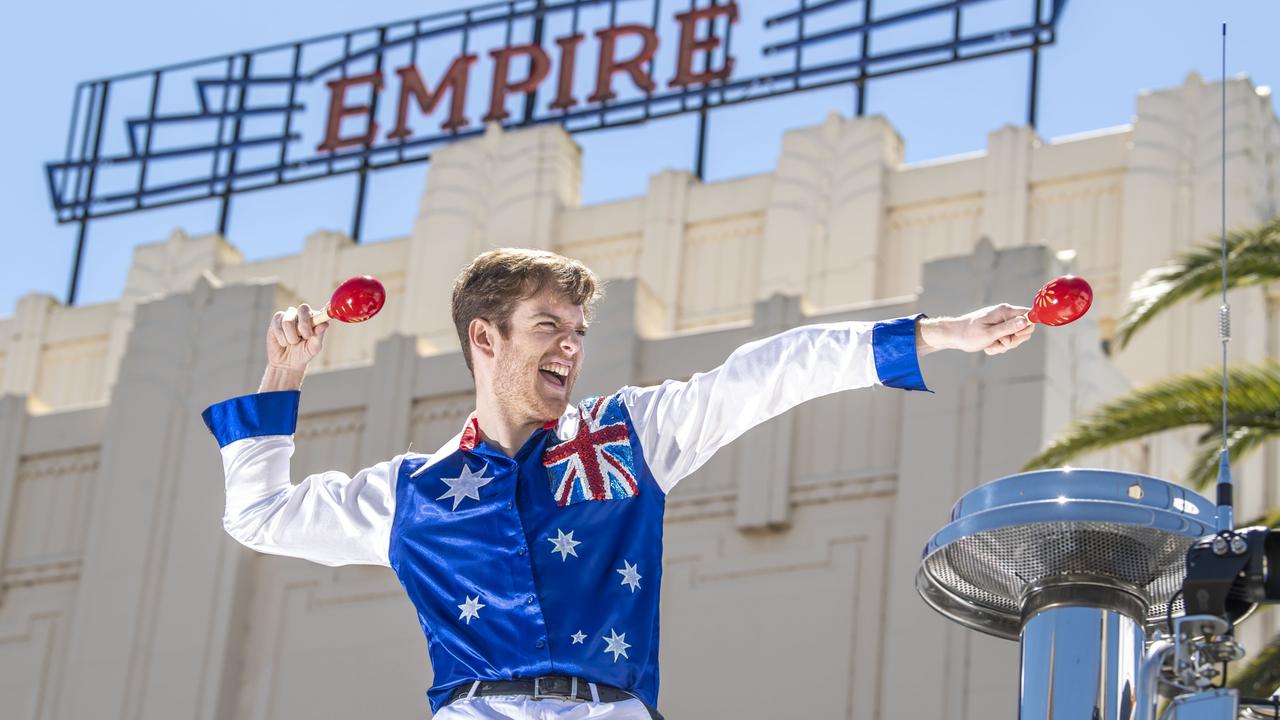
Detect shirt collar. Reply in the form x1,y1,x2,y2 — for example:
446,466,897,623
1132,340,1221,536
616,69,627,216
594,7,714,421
408,407,574,479
458,413,559,452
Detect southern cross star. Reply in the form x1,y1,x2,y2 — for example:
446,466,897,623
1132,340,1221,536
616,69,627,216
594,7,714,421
437,462,493,511
571,630,587,645
603,629,630,662
457,595,485,624
617,560,642,592
547,528,582,561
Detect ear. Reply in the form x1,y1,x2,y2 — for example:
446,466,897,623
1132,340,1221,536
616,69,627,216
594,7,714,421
468,317,498,363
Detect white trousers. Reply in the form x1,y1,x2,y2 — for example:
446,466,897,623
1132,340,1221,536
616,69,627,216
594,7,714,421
434,695,653,719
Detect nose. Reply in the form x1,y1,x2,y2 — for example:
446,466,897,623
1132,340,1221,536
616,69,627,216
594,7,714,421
560,331,581,356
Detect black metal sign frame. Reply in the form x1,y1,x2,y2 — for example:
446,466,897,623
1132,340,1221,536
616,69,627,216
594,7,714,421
47,0,1068,303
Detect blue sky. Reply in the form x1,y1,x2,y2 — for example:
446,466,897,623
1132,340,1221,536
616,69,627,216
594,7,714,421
2,0,1277,318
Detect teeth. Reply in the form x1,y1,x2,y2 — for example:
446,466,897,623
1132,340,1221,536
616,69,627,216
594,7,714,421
539,363,569,377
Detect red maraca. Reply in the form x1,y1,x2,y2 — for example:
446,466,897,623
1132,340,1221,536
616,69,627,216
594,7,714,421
1026,275,1092,326
309,275,386,325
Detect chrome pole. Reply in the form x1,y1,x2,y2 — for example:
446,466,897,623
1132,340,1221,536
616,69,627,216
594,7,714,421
1018,581,1147,719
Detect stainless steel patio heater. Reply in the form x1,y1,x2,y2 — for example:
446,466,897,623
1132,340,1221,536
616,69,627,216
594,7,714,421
916,468,1216,719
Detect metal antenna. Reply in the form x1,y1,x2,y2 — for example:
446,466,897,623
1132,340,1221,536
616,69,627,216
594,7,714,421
1216,22,1234,533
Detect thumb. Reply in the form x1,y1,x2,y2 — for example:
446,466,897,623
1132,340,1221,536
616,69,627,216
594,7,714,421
309,322,329,351
989,313,1029,338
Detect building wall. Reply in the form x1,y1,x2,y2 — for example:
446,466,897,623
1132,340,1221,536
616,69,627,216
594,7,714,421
0,74,1277,719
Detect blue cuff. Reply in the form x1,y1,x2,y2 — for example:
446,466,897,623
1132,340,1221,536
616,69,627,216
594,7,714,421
872,314,931,392
201,391,301,448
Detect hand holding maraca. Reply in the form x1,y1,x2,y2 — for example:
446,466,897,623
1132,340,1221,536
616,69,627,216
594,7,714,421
916,274,1093,357
918,304,1036,356
260,276,386,392
266,302,328,375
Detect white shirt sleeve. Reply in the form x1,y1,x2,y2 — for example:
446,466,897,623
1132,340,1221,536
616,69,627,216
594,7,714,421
218,436,405,568
203,391,406,568
619,317,928,494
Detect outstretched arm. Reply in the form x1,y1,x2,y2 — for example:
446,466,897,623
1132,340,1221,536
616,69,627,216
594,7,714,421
622,305,1033,493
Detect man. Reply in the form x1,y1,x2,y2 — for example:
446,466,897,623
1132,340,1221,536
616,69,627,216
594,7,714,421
202,248,1035,719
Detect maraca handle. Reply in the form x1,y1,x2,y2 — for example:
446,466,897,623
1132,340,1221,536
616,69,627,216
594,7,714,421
309,306,333,326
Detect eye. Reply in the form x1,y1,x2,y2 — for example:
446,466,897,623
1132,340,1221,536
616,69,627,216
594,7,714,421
538,321,556,329
575,329,587,337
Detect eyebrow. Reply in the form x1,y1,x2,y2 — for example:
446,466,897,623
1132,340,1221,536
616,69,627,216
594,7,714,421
532,311,588,330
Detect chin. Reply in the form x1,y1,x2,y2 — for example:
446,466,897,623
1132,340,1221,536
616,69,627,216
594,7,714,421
537,390,569,418
538,398,565,419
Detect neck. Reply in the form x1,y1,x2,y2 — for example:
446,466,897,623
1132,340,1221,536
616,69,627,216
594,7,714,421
473,386,545,458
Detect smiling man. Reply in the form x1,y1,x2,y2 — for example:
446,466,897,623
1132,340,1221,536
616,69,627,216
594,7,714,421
201,248,1034,719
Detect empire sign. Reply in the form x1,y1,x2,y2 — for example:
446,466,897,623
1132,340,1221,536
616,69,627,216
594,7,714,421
319,3,736,152
47,0,1066,304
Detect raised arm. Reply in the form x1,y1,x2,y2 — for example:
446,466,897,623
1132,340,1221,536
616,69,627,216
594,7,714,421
201,301,407,567
622,306,1033,492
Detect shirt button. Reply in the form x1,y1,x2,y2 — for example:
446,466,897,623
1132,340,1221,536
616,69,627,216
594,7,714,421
526,594,535,604
535,639,546,649
518,546,527,556
506,502,513,510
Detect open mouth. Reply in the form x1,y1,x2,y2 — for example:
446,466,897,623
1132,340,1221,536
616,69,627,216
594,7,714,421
539,363,568,389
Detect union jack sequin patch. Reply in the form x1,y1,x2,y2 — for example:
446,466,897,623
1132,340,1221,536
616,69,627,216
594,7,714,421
543,394,640,507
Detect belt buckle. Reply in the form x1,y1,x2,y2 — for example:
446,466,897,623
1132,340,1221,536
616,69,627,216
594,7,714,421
531,676,578,702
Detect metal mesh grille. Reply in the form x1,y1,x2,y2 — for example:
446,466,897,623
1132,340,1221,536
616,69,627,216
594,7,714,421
923,521,1192,624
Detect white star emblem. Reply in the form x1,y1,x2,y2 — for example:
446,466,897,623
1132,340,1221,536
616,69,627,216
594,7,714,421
547,529,582,561
603,628,630,662
617,560,642,592
437,462,493,511
571,630,587,645
457,595,485,624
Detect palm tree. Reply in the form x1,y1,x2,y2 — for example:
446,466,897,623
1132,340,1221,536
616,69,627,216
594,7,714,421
1023,216,1280,698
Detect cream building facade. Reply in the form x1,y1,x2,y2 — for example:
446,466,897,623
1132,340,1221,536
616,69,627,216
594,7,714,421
1,73,1278,719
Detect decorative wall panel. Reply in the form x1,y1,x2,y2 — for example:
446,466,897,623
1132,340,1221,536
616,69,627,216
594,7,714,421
3,449,98,586
677,215,765,330
292,410,365,481
409,393,475,454
881,197,984,298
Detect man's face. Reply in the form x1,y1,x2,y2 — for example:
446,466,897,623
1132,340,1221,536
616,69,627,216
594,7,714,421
488,290,586,422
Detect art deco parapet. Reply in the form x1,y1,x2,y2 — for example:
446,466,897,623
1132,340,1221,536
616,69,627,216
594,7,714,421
400,123,583,348
758,112,903,308
1,294,57,401
4,75,1278,419
982,125,1039,249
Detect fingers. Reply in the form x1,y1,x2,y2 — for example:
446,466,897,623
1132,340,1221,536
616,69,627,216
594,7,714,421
297,303,315,340
988,312,1031,339
270,311,288,348
306,309,328,352
267,305,325,371
280,307,301,345
984,323,1035,355
270,305,327,349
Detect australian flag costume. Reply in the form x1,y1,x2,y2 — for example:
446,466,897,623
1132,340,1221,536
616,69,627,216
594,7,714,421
202,317,928,718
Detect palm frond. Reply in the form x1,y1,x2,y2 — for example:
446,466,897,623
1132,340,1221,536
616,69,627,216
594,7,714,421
1023,363,1280,471
1229,632,1280,698
1185,426,1279,491
1115,217,1280,349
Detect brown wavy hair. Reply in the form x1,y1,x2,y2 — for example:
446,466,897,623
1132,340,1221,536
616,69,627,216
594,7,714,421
451,248,602,374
